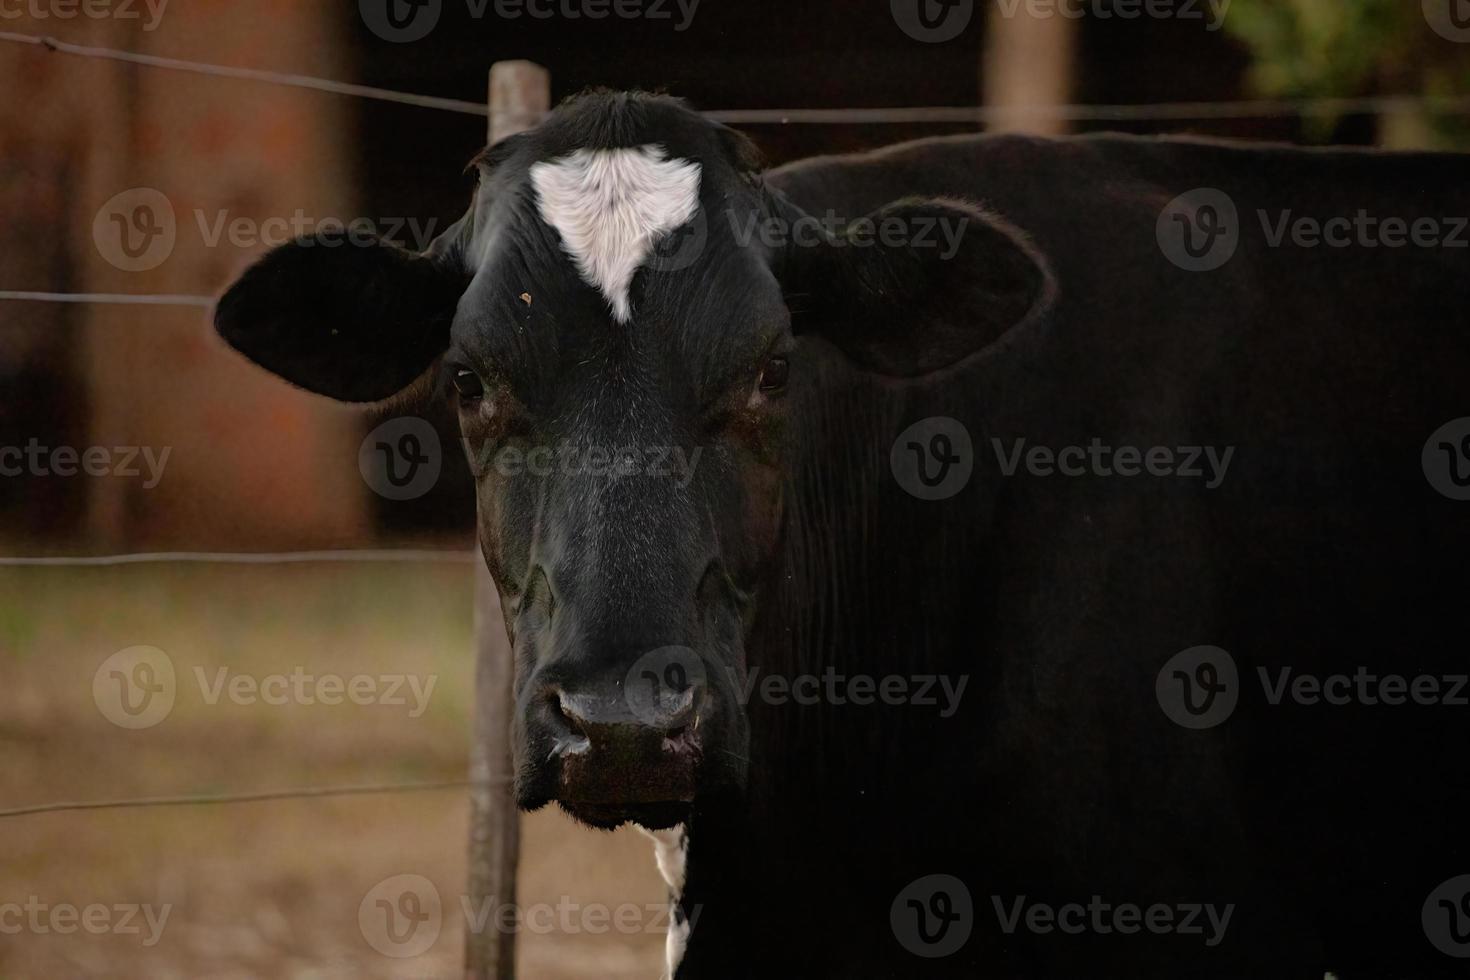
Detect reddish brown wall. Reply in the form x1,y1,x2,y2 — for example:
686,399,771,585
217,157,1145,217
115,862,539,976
0,2,370,549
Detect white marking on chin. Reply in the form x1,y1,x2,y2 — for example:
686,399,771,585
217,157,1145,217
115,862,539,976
665,908,690,980
640,824,689,978
530,145,702,324
642,824,687,893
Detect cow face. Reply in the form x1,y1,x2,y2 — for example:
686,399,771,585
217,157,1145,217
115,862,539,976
215,92,1051,830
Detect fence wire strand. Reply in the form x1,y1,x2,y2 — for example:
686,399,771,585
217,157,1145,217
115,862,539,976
0,30,490,116
4,30,1470,128
0,550,477,567
0,779,507,820
707,94,1470,125
0,290,214,306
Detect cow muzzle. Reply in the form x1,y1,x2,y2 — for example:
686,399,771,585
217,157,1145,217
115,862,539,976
516,647,737,829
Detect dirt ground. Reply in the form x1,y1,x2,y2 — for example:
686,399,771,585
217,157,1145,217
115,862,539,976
0,562,666,979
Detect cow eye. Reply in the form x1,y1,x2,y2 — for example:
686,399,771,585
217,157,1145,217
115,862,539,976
452,369,484,402
758,356,790,393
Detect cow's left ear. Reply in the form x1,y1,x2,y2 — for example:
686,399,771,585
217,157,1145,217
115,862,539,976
775,196,1054,377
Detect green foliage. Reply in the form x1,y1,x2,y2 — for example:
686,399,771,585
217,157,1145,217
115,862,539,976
1224,0,1470,146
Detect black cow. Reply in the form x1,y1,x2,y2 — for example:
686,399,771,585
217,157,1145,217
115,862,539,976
216,91,1470,978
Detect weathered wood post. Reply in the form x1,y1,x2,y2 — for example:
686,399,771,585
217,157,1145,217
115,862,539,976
981,2,1077,135
465,59,550,980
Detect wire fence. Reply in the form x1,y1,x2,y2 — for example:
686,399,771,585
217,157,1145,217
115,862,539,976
3,25,1470,832
0,550,476,567
5,29,1470,128
0,779,504,821
0,290,215,306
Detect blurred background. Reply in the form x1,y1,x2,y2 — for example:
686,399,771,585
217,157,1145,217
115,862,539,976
1,1,1466,976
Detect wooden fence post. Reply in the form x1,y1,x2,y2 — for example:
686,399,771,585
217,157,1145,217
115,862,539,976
465,60,550,980
981,4,1077,135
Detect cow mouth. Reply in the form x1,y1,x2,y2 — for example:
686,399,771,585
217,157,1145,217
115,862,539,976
551,746,700,830
557,799,692,831
513,682,749,829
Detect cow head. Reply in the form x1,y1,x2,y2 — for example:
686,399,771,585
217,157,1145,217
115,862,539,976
215,91,1051,830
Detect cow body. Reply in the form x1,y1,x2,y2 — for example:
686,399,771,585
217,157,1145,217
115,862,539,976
675,134,1470,978
214,96,1470,978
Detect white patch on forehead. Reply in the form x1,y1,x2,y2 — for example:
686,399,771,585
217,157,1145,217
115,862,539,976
529,145,702,324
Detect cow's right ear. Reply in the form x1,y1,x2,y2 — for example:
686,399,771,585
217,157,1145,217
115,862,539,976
214,231,469,403
768,192,1054,378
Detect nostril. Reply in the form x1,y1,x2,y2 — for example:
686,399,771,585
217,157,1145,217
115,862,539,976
545,681,702,737
664,684,701,729
544,688,593,761
547,688,586,734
